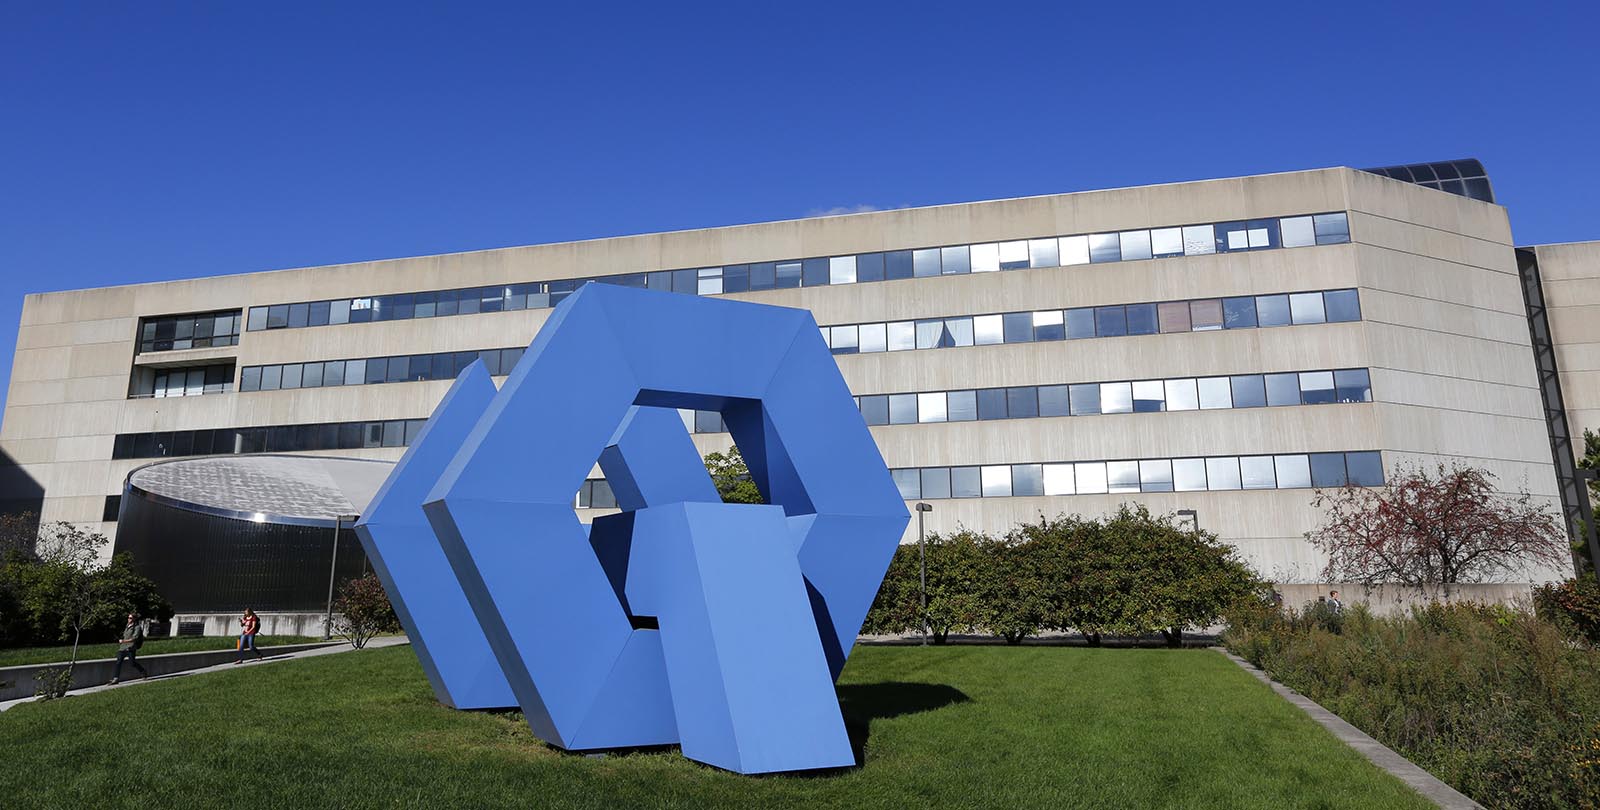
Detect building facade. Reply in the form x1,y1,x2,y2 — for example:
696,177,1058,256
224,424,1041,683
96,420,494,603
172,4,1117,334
0,162,1584,584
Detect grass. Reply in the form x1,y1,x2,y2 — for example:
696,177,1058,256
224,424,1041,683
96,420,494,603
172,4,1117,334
0,644,1433,810
0,636,323,667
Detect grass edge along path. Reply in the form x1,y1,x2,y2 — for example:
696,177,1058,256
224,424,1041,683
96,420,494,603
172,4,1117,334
0,644,1435,810
0,635,322,667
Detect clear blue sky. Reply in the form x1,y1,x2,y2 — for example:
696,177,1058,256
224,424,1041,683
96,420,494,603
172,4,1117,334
2,3,1597,415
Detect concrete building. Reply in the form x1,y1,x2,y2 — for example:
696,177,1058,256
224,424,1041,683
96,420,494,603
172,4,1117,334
0,160,1585,597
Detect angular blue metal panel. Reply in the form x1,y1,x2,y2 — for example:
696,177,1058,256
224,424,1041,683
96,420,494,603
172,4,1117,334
352,362,515,710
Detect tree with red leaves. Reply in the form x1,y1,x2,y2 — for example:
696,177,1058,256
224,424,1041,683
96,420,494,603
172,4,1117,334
1306,463,1568,597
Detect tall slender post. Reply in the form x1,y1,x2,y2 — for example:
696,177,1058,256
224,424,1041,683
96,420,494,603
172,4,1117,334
916,503,933,646
324,515,342,640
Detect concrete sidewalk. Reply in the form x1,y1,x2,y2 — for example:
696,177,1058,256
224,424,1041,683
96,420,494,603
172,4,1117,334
0,635,410,713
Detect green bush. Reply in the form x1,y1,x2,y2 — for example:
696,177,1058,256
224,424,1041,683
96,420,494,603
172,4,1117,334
1223,601,1600,808
863,507,1259,645
1535,575,1600,647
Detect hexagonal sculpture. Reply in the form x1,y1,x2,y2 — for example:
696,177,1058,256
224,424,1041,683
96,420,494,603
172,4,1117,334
379,283,907,774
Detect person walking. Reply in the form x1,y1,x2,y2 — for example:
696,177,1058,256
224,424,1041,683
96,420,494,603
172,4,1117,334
108,612,148,684
235,608,263,663
1328,590,1344,613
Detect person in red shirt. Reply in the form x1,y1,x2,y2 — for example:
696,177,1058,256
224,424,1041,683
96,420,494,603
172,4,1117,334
234,608,263,663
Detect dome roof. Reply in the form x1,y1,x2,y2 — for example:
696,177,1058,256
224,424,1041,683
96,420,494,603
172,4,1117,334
126,454,394,527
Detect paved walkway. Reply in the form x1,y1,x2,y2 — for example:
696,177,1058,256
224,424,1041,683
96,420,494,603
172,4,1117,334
0,635,411,713
1217,650,1483,810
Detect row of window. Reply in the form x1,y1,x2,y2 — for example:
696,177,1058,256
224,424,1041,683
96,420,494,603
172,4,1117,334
138,309,243,354
110,418,429,460
244,212,1353,333
888,451,1384,501
130,364,235,399
239,347,526,393
686,369,1372,433
575,450,1384,508
822,288,1359,356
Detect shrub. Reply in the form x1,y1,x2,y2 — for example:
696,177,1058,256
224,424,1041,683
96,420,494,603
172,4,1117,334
332,573,400,649
33,666,71,700
1535,575,1600,647
1223,601,1600,808
862,531,985,643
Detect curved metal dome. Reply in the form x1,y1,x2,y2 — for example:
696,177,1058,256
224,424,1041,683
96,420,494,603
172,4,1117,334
126,454,393,528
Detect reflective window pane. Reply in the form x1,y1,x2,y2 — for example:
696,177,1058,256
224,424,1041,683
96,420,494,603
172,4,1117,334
1033,310,1065,341
859,322,887,353
1256,294,1292,327
947,390,978,422
1173,458,1208,492
1088,233,1121,263
802,258,830,287
1182,225,1216,255
951,466,982,498
1119,230,1152,261
1065,308,1096,339
1324,289,1361,322
940,245,970,275
1028,238,1059,268
1206,457,1242,490
1011,463,1044,496
1059,235,1090,265
1107,461,1140,493
1165,378,1199,411
1158,301,1191,333
1125,303,1158,335
887,321,916,351
1043,463,1075,495
1300,371,1336,404
912,248,941,277
1281,216,1316,247
973,314,1004,345
945,318,974,347
981,465,1012,497
1132,380,1164,412
1274,454,1312,488
893,469,921,500
917,392,947,423
1309,453,1348,487
1100,382,1133,414
1198,377,1233,409
969,243,1000,273
1069,383,1101,416
977,388,1008,420
1231,375,1267,408
1191,299,1223,331
888,394,918,424
1314,212,1351,244
1074,462,1108,494
1223,297,1258,329
1139,459,1173,492
1335,368,1372,402
1240,456,1277,489
922,467,952,500
860,395,889,426
885,251,913,280
856,253,884,283
998,241,1029,270
1289,292,1326,324
1095,306,1127,337
1265,373,1301,406
829,256,857,285
830,325,858,355
1038,385,1069,416
1346,451,1384,486
1151,227,1184,258
1007,386,1039,418
1002,312,1033,343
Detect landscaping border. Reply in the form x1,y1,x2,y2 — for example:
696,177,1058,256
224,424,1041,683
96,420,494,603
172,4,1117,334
1216,649,1483,810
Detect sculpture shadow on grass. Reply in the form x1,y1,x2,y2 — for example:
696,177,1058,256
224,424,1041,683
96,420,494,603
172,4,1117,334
837,682,972,769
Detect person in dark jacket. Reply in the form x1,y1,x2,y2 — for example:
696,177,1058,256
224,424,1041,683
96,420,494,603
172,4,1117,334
235,608,263,663
108,613,148,684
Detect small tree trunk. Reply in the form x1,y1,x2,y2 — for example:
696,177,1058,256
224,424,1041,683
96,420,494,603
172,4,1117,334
1003,631,1023,645
1085,632,1102,647
1161,627,1183,648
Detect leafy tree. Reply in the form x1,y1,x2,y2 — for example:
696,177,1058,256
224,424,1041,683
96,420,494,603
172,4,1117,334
861,530,985,643
702,446,764,504
332,573,400,649
1016,507,1258,645
1306,463,1568,597
977,535,1046,644
22,523,110,681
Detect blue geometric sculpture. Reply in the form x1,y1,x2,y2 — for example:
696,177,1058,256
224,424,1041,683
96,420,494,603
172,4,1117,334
378,283,907,773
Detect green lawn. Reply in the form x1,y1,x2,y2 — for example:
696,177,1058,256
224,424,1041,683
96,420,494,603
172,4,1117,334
0,644,1431,810
0,636,323,667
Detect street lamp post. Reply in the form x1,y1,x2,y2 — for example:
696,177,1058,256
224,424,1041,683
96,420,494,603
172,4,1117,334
915,503,933,646
1176,509,1199,533
325,513,360,640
